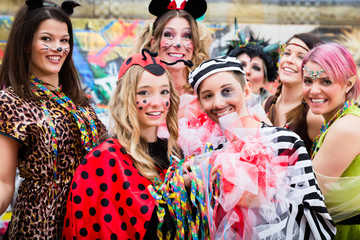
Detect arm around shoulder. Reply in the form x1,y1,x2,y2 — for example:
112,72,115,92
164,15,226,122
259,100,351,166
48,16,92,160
0,133,19,215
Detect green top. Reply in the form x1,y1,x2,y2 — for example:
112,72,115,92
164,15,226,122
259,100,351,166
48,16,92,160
313,104,360,224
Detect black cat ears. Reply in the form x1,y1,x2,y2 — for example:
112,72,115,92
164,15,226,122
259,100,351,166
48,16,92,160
149,0,207,20
25,0,80,15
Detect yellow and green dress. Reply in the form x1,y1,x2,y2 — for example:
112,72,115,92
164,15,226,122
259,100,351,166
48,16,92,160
312,102,360,239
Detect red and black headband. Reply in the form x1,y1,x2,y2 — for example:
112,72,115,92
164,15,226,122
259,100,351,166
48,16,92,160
149,0,207,20
118,49,193,80
26,0,80,15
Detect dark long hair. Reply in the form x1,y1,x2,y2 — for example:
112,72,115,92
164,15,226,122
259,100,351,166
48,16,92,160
268,33,323,124
0,2,89,106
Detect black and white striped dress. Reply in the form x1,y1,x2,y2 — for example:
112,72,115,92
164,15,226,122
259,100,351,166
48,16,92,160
206,123,336,239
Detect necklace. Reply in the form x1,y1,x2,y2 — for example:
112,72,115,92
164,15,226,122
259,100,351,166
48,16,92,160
30,75,99,194
311,100,355,156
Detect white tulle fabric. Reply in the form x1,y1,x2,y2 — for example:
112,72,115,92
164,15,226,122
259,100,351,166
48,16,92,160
158,94,224,156
190,113,335,239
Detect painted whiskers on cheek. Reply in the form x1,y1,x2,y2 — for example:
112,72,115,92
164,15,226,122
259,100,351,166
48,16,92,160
184,43,193,52
41,44,50,52
63,47,70,55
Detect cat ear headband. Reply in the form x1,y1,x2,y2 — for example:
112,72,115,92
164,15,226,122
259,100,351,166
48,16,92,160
149,0,207,20
118,49,193,80
26,0,80,15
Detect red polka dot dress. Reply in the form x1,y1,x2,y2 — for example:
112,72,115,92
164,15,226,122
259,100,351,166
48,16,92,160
62,138,156,239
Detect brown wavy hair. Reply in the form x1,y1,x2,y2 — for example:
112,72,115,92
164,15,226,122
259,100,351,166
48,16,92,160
131,10,212,92
109,65,181,182
0,2,89,106
268,33,323,124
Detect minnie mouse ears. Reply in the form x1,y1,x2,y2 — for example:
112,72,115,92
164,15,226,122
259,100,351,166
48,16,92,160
26,0,80,15
149,0,207,20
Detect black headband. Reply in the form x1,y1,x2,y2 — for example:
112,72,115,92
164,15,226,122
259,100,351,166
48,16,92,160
26,0,80,15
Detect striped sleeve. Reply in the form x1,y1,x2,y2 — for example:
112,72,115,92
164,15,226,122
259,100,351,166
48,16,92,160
255,126,336,239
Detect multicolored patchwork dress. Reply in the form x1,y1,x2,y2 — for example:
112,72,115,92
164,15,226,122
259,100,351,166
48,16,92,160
0,87,105,239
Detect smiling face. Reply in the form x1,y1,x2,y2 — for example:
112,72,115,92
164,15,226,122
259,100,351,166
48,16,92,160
198,71,251,124
279,38,309,86
237,53,266,94
29,19,70,80
302,60,349,121
157,16,194,72
136,71,171,134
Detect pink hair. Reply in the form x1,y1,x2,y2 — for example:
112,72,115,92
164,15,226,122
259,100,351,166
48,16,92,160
302,43,360,100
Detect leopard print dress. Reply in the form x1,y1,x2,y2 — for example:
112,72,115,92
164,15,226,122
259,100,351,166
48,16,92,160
0,87,106,239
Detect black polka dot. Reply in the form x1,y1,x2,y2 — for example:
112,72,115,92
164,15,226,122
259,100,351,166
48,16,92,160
140,194,149,200
89,207,96,216
65,218,70,227
126,197,133,206
101,198,109,207
106,139,114,144
93,150,101,157
121,222,127,231
139,106,143,110
130,217,137,225
140,205,148,214
136,101,139,105
100,183,108,192
110,233,117,240
73,237,77,240
166,101,169,107
120,148,127,155
124,169,132,176
73,195,81,204
79,228,88,236
72,182,77,190
123,159,129,165
81,158,87,165
86,188,94,196
135,232,140,240
96,168,104,176
112,174,118,182
126,57,132,65
109,158,116,167
138,184,145,191
143,100,147,103
118,207,124,216
75,210,83,219
104,214,112,222
81,171,89,179
93,223,100,232
108,147,116,152
123,182,130,190
144,221,149,229
115,192,120,201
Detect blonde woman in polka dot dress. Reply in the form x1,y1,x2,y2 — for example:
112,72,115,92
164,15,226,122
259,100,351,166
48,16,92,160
62,50,183,239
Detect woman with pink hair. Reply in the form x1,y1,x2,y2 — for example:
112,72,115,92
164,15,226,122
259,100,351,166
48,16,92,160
302,42,360,239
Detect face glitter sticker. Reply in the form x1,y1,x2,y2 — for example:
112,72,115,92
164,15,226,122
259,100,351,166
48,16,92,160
303,64,325,80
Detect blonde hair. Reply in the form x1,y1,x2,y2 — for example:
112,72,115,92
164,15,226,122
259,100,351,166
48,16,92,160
109,65,181,182
131,10,212,92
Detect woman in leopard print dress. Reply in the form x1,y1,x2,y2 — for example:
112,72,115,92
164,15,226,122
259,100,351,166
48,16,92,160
0,0,106,239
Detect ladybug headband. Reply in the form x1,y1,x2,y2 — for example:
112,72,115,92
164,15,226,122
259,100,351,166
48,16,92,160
26,0,80,15
149,0,207,20
118,49,193,80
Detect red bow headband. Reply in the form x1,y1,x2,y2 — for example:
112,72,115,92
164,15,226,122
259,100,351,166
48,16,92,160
149,0,207,20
